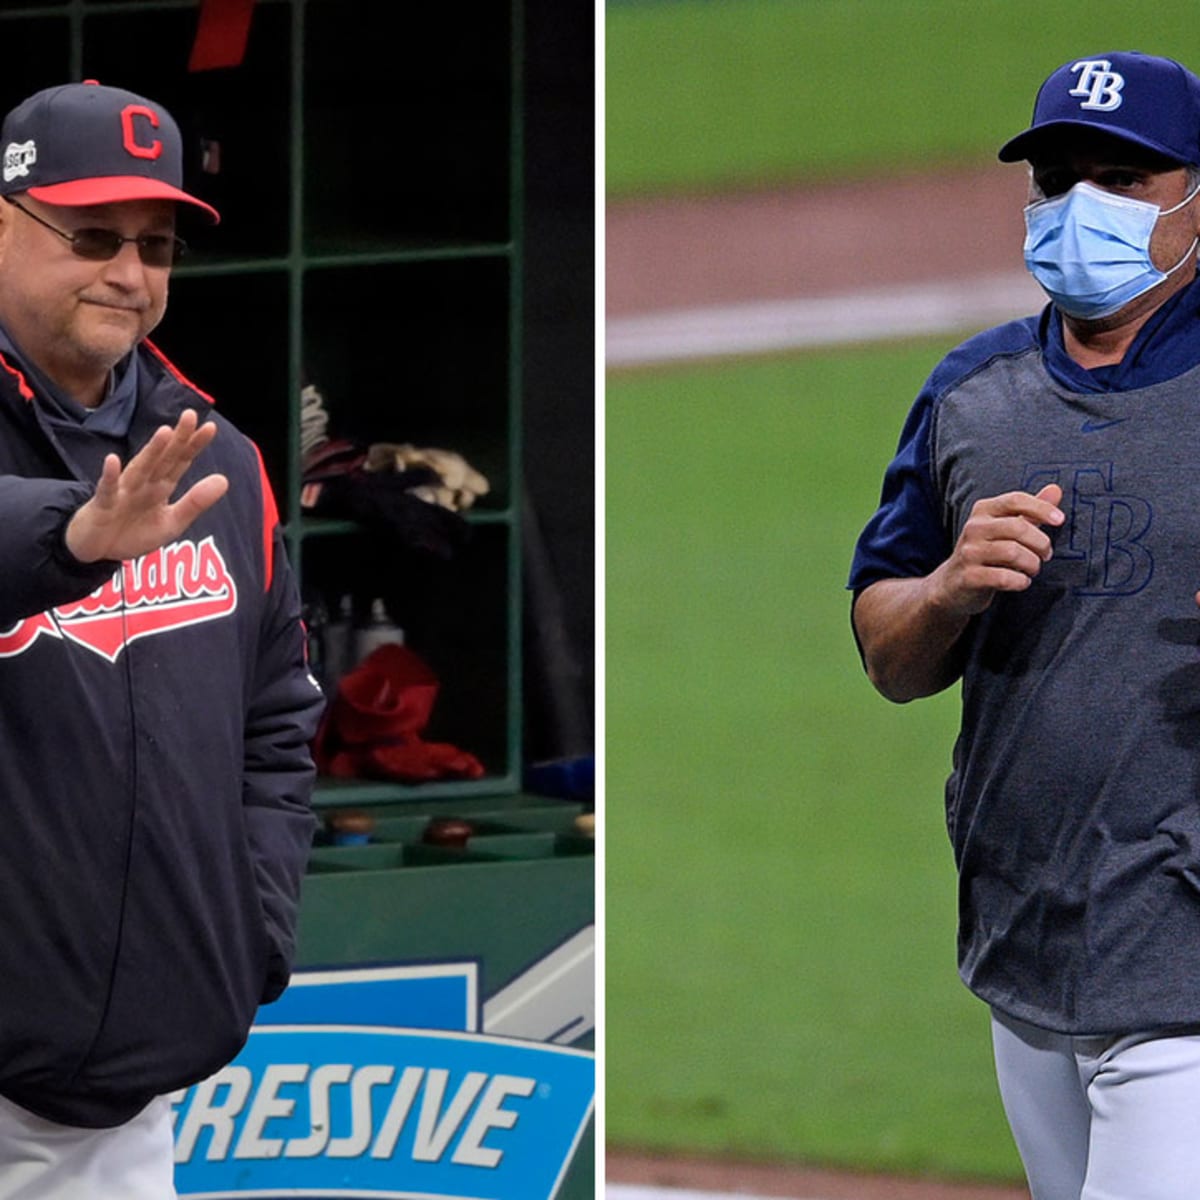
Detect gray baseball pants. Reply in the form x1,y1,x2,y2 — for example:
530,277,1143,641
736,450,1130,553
992,1009,1200,1200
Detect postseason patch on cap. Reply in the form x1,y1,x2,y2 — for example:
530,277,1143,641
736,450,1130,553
2,139,36,184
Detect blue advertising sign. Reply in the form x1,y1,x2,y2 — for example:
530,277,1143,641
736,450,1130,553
258,964,480,1034
172,950,594,1200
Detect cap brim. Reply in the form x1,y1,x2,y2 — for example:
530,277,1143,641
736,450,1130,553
998,119,1187,165
27,175,220,223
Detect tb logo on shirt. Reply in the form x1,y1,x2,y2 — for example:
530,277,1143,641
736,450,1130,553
1024,462,1154,596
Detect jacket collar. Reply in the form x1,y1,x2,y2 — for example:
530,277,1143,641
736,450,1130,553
1040,272,1200,393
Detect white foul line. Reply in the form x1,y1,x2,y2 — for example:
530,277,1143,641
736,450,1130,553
605,271,1044,367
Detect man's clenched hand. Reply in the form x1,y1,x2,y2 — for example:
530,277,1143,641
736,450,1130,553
927,483,1065,619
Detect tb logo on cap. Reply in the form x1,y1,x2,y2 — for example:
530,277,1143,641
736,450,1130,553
1069,60,1125,111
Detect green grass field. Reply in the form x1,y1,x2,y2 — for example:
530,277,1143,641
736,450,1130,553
607,0,1200,195
606,341,1026,1179
604,0,1200,1180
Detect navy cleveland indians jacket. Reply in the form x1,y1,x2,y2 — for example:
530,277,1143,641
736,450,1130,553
0,337,325,1128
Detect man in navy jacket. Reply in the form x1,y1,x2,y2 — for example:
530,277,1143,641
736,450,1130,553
0,81,323,1197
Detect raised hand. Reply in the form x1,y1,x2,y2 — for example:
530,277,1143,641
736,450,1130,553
65,408,229,564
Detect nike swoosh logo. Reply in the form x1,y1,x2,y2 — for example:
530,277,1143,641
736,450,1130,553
1081,417,1129,432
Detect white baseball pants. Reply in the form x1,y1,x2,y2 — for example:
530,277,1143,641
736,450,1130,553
992,1009,1200,1200
0,1092,175,1199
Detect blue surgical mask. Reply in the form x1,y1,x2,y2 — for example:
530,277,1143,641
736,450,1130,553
1023,180,1200,320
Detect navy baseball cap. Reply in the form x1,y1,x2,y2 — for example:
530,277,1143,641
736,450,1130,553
0,80,219,222
998,52,1200,165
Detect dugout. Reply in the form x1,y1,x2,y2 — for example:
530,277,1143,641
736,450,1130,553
0,2,595,1196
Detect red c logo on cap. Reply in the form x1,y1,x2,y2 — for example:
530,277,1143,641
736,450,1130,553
120,105,162,160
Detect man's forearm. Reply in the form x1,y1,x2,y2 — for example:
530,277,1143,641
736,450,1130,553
852,574,973,703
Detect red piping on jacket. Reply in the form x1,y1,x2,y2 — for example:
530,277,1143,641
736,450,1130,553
251,441,277,593
143,339,217,405
0,350,35,401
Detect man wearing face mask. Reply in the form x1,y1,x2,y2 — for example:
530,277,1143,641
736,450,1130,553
850,51,1200,1200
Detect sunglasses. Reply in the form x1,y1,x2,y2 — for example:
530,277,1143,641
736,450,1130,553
6,198,186,267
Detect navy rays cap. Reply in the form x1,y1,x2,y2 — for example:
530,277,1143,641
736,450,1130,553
0,80,219,222
998,51,1200,165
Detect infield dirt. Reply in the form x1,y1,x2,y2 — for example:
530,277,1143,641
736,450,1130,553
607,162,1030,316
